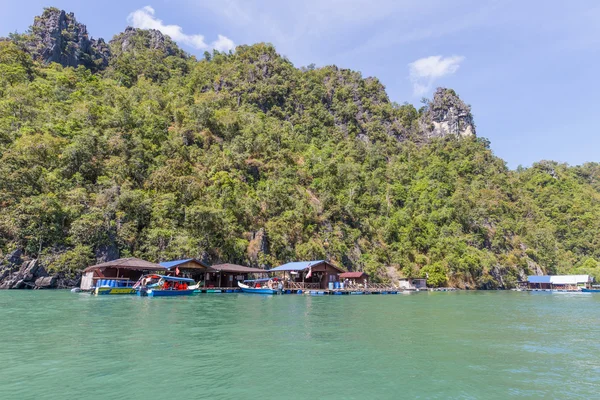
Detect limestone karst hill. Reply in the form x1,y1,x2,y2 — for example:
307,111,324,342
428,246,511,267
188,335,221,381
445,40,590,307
0,7,599,289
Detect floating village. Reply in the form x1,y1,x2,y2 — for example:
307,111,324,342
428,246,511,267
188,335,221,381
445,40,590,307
73,257,599,297
77,257,428,296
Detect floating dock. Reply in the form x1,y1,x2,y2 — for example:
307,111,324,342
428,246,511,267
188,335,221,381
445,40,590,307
194,286,423,295
194,287,242,293
192,287,414,295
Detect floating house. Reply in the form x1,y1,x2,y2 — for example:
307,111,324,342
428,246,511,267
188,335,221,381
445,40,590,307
159,259,212,283
526,275,593,290
269,260,343,290
398,277,428,290
81,258,167,290
339,271,368,288
209,264,270,288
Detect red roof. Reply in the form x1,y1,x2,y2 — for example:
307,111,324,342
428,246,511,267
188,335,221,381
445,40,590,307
339,271,367,279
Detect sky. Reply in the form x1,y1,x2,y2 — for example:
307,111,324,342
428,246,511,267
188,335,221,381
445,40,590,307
1,0,599,168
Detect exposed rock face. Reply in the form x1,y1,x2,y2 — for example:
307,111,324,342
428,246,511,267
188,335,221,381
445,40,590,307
7,249,23,266
27,8,110,71
0,259,48,289
419,88,476,138
35,276,57,289
94,237,119,264
0,251,62,289
247,229,269,268
109,27,185,58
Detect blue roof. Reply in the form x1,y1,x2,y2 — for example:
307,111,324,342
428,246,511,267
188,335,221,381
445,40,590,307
268,260,325,272
160,259,206,269
527,275,552,284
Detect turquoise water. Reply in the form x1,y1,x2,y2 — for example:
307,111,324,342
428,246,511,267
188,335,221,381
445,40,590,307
1,291,599,399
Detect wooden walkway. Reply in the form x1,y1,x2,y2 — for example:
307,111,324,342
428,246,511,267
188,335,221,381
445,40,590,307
283,288,407,295
194,287,242,293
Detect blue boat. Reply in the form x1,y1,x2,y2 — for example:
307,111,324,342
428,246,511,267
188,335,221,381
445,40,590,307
136,275,196,297
237,278,281,294
581,288,600,293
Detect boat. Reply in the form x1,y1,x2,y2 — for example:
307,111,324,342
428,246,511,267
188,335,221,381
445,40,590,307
135,275,196,297
582,286,600,293
92,279,137,295
95,286,137,295
237,278,282,294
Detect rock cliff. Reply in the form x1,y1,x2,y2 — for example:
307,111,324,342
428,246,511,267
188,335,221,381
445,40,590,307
0,249,80,289
109,27,186,58
26,7,110,71
0,250,53,289
419,88,476,138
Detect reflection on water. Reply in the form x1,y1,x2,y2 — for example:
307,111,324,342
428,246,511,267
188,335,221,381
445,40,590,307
1,291,599,399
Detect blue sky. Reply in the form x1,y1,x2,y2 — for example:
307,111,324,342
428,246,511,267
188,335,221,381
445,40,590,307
2,0,599,168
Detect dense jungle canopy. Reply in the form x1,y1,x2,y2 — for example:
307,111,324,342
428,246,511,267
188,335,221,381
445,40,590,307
1,8,599,288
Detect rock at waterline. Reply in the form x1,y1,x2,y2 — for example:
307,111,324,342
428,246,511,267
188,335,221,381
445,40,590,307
0,256,61,289
35,276,57,289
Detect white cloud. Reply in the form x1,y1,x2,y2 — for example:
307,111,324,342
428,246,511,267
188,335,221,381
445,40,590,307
408,55,464,96
212,35,236,52
127,6,235,52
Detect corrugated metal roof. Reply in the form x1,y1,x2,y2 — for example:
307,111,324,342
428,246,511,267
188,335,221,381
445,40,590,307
550,275,591,284
210,264,269,274
269,260,344,273
527,275,591,284
160,259,210,269
84,258,166,272
160,259,194,268
269,260,325,272
339,272,367,279
527,276,551,284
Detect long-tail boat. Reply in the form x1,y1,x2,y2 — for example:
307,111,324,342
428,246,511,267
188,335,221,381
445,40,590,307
135,275,196,297
238,278,281,294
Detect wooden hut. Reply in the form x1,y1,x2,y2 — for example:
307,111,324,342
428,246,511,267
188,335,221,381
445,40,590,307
269,260,343,290
80,258,166,290
208,264,270,288
339,271,368,288
160,259,212,283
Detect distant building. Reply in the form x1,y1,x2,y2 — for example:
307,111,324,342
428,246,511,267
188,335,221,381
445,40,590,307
159,259,269,288
81,257,166,290
160,259,211,283
398,278,427,290
269,260,343,289
209,264,270,288
339,271,368,288
526,275,593,290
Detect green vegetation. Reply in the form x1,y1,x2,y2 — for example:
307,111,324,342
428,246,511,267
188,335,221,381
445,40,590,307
1,21,599,288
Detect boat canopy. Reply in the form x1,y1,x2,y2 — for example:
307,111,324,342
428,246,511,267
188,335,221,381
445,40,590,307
146,275,195,283
243,277,279,283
